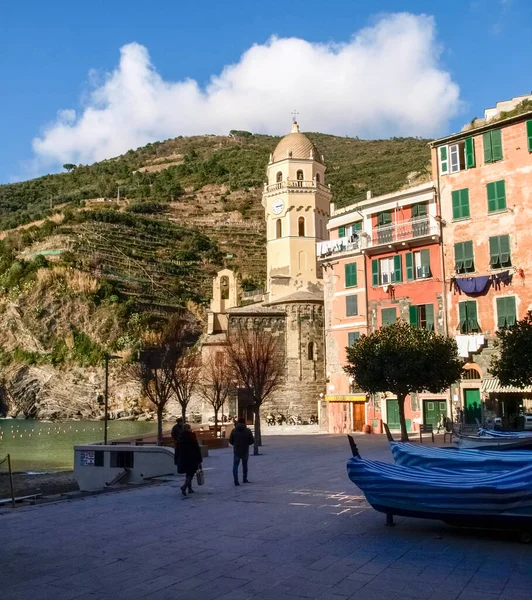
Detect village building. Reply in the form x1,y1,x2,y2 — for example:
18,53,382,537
431,95,532,428
202,122,330,423
319,182,448,434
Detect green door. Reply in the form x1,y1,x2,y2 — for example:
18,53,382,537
464,389,481,425
423,400,447,427
387,399,400,430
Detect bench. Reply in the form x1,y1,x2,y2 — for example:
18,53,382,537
419,424,434,443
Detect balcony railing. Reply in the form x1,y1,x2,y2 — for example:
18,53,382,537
372,215,439,247
265,180,329,193
317,234,368,258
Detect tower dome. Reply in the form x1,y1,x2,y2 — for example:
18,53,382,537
272,122,323,164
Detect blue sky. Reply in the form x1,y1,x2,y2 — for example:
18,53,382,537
2,0,531,184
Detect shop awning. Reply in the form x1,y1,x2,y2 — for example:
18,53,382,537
325,395,367,402
481,378,532,394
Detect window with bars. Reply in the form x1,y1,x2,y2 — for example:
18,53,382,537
487,180,506,213
452,188,470,220
345,263,357,288
489,235,511,269
458,301,480,333
454,241,475,273
497,297,517,329
483,129,503,163
409,304,435,331
346,295,358,317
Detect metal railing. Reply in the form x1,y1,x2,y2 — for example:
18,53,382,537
317,234,368,258
372,215,439,246
265,180,329,193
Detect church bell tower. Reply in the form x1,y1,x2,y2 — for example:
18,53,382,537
262,121,331,303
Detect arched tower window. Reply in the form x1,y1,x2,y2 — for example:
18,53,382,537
296,170,304,181
276,171,282,183
308,342,314,360
315,173,321,183
276,219,282,239
298,217,305,237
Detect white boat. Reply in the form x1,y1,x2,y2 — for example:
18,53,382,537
454,433,532,451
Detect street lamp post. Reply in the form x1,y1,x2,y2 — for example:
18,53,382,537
104,353,120,445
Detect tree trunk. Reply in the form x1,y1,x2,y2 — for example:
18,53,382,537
214,408,219,439
181,404,186,424
253,405,262,455
157,405,164,445
397,393,409,442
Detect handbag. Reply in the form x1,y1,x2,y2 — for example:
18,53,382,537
196,467,205,486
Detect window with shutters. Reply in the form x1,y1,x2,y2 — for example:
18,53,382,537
378,256,402,285
381,307,397,326
409,304,435,331
452,188,470,220
345,263,357,288
438,146,449,174
527,121,532,153
496,296,517,329
439,143,467,174
465,137,475,168
348,332,360,346
376,211,393,244
411,203,427,218
483,129,503,163
454,241,475,273
406,250,431,280
346,295,358,317
487,180,506,213
458,301,480,334
489,235,511,269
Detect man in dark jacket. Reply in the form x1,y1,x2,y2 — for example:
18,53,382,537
229,418,254,486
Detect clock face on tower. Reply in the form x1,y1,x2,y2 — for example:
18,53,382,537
272,199,285,215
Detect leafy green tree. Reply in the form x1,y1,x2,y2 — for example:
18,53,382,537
345,321,462,441
63,164,77,172
490,311,532,387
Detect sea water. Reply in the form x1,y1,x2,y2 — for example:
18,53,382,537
0,420,159,472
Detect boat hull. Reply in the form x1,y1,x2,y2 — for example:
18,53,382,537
455,434,532,450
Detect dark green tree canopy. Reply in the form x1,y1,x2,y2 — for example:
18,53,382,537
345,321,462,397
490,311,532,388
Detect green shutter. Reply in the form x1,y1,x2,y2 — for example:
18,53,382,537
496,297,515,328
412,203,427,217
439,146,448,174
425,304,435,331
420,249,431,278
466,301,479,332
527,120,532,153
345,263,357,288
405,252,414,281
372,259,379,286
454,242,464,272
352,221,362,231
452,189,470,219
487,182,497,212
500,234,511,266
382,307,397,326
491,129,503,162
393,255,402,283
461,189,470,218
409,305,419,327
378,211,392,226
452,191,460,219
506,296,517,326
465,136,475,168
339,226,346,238
458,302,467,331
346,295,358,317
496,297,507,328
463,241,474,271
495,180,506,210
483,132,493,163
489,236,500,267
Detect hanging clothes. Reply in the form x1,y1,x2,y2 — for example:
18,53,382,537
492,270,512,290
456,336,470,358
455,276,490,295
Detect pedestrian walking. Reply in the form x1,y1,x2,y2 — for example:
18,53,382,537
177,424,202,496
229,417,254,486
171,417,184,473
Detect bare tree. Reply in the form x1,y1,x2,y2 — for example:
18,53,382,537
135,342,175,444
226,324,283,455
199,351,233,438
171,348,202,423
135,316,199,443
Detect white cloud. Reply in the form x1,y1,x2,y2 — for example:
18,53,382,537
32,13,460,168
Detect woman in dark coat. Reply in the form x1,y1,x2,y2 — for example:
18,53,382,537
177,424,202,496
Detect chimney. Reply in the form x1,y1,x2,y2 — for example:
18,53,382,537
366,190,373,200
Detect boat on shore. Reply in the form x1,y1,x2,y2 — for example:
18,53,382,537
454,433,532,450
383,423,532,470
346,436,532,539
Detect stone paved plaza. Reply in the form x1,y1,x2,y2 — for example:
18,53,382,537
2,433,532,600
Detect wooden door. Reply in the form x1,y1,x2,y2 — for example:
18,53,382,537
353,403,365,431
423,400,447,427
